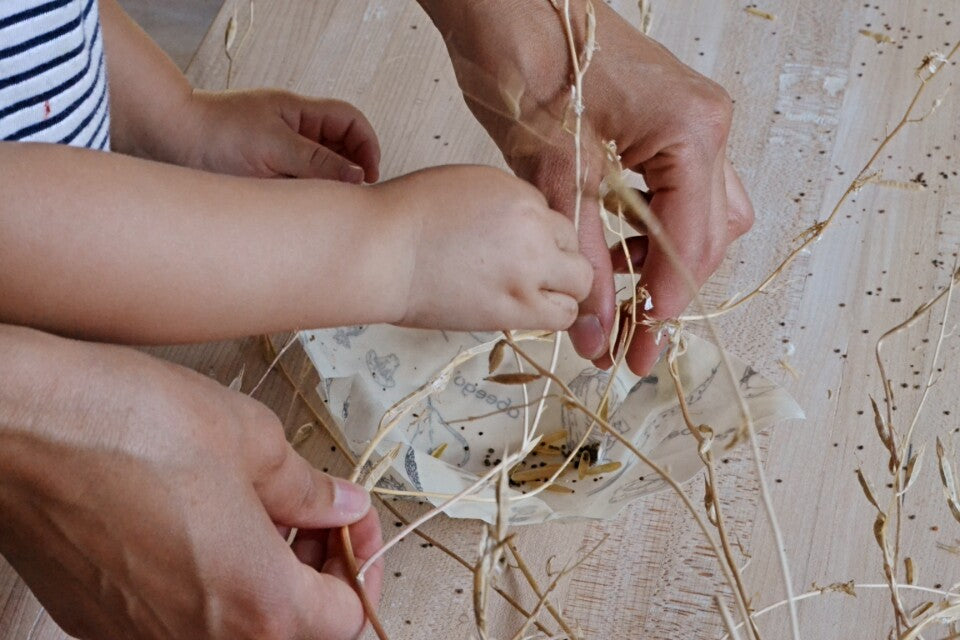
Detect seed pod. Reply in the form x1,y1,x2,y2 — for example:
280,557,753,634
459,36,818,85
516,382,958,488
485,372,542,385
488,339,507,374
225,13,238,51
511,464,564,483
584,461,622,476
855,468,882,512
744,7,776,20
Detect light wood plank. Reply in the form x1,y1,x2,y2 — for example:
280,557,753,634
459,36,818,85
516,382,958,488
3,1,959,638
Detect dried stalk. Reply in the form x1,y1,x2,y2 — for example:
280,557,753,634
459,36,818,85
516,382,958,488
682,41,960,323
508,535,607,640
605,174,800,640
506,538,580,639
249,331,297,396
866,263,960,633
501,333,756,625
263,336,557,637
666,338,760,640
719,582,960,640
224,0,254,89
717,595,745,640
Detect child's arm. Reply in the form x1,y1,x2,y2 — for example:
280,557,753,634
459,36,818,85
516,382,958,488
99,0,378,182
0,144,590,343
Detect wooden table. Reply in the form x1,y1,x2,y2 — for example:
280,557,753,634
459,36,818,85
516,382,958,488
3,1,960,638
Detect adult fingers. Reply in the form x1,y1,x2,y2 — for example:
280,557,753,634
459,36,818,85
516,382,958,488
610,235,649,274
291,528,329,569
321,509,384,611
254,441,371,529
536,164,616,361
288,510,383,640
723,159,755,240
289,560,367,640
625,151,730,375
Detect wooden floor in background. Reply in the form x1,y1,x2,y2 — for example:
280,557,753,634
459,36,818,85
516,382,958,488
116,0,221,70
3,1,960,639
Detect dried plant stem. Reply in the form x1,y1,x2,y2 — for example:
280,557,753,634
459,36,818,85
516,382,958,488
501,333,753,625
447,394,563,424
337,531,390,640
870,263,960,633
719,582,960,640
717,595,745,640
224,0,254,89
508,535,607,640
606,177,800,640
522,0,596,455
555,0,593,231
357,445,530,580
875,266,960,441
263,336,556,637
249,331,298,397
682,40,960,323
258,336,390,639
902,266,956,450
901,602,960,640
506,539,580,640
667,348,761,640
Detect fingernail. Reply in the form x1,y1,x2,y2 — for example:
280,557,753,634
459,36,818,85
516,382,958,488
568,314,605,360
333,478,371,518
340,164,364,183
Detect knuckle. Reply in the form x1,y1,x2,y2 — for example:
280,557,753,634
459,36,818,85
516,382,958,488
240,395,284,432
297,469,329,514
729,200,756,237
682,82,734,149
548,297,579,330
251,423,288,475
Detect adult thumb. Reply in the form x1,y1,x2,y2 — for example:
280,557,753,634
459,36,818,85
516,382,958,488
561,188,616,361
255,443,371,528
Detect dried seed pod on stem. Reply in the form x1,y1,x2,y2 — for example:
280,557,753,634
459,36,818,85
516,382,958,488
262,335,559,638
681,42,960,323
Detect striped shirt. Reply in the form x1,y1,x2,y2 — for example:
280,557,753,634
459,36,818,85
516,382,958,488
0,0,110,150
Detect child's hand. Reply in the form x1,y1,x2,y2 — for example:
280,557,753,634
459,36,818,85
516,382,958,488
373,165,593,331
186,89,380,183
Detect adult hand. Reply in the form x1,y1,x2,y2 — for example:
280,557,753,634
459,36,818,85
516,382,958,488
0,324,381,640
420,0,754,374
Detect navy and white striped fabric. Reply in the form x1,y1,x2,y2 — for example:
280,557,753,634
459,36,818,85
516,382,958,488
0,0,109,150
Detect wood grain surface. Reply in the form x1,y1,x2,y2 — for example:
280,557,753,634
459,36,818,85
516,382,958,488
3,1,960,638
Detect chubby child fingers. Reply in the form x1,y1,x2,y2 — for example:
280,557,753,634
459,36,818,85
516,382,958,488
534,290,581,331
298,98,381,183
541,249,593,303
271,131,366,183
